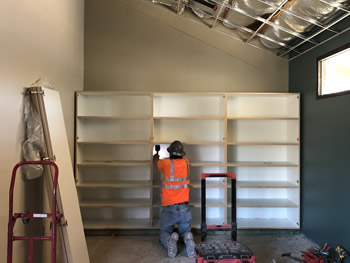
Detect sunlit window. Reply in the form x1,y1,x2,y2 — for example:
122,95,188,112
318,44,350,98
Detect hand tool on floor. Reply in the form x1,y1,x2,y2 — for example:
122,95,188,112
281,252,304,262
335,246,349,263
319,243,330,263
301,243,332,263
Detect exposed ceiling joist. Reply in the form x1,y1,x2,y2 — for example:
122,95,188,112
150,0,350,60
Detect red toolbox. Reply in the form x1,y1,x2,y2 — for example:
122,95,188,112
195,173,256,263
304,251,325,263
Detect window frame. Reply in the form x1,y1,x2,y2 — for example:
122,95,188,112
317,42,350,99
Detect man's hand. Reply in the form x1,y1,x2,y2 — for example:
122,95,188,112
153,154,159,166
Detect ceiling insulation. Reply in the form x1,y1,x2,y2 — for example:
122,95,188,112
150,0,350,60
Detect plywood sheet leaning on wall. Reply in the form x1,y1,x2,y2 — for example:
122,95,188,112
28,86,89,263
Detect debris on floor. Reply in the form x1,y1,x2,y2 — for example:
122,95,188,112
281,242,349,263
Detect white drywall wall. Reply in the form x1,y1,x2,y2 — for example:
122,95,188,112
0,0,84,262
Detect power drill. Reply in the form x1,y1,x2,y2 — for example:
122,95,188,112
155,145,160,155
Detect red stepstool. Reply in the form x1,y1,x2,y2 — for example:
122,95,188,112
7,161,63,263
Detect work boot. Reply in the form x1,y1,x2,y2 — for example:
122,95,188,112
183,232,196,258
168,232,179,258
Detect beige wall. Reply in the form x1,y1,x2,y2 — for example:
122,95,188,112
0,0,84,262
84,0,288,92
0,0,289,260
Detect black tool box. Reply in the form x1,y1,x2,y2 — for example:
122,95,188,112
195,173,256,263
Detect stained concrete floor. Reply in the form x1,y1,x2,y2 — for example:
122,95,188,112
86,234,317,263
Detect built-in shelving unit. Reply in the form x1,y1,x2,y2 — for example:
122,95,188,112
75,92,300,230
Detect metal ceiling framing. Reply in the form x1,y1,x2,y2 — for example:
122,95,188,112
149,0,350,60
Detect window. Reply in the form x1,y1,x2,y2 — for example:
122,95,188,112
317,43,350,98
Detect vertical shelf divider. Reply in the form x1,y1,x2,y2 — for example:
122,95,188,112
224,94,228,225
149,93,154,228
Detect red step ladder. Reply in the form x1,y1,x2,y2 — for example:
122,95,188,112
7,161,63,263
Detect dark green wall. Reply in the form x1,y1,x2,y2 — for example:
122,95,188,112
289,30,350,259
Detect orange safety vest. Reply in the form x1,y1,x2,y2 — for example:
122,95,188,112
157,157,190,206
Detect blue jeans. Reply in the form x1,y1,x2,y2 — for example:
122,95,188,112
159,203,192,248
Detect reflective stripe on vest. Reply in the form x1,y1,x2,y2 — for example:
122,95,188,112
162,184,190,189
162,158,190,189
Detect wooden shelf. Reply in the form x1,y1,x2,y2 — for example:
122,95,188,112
154,141,225,145
150,218,299,229
153,181,226,188
237,181,299,188
235,198,298,208
227,142,299,146
152,198,225,207
77,140,150,145
77,91,152,96
191,162,226,167
77,116,151,119
77,161,151,167
80,198,150,208
83,219,150,230
227,162,298,167
152,217,225,229
154,116,225,120
77,180,151,188
191,181,226,188
237,218,299,229
153,181,298,189
227,117,299,120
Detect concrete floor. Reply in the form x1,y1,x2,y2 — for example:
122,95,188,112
86,234,317,263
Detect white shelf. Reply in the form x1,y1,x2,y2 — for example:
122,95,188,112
153,181,299,188
226,119,299,144
83,219,150,229
153,93,225,118
228,142,299,146
77,118,151,142
184,218,299,229
237,181,298,188
234,198,298,208
77,161,151,167
227,145,299,165
76,92,151,117
75,91,300,230
152,198,225,207
77,116,151,119
76,166,151,184
237,218,299,229
76,180,151,188
77,143,151,163
77,140,150,145
154,116,225,120
153,217,300,229
192,182,227,188
80,198,150,208
227,117,299,120
227,93,300,118
154,141,225,145
153,181,226,188
152,217,225,229
153,119,225,143
191,162,226,167
227,162,298,167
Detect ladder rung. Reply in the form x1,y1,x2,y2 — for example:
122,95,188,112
13,236,52,241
